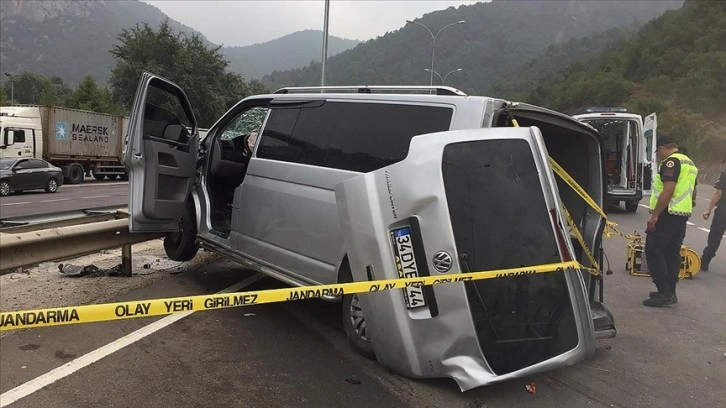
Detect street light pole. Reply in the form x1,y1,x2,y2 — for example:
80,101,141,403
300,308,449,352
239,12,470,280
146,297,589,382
4,72,13,104
321,0,330,88
406,20,465,86
442,68,463,85
424,68,463,85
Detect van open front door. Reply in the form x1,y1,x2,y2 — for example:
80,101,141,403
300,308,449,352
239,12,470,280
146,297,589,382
122,72,199,232
336,127,597,390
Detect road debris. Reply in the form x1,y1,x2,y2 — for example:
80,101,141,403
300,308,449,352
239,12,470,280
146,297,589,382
59,263,128,277
526,382,537,395
58,263,99,277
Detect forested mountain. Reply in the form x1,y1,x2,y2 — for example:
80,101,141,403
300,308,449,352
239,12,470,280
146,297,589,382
222,30,360,80
518,0,726,168
0,0,202,84
0,1,358,85
261,0,683,91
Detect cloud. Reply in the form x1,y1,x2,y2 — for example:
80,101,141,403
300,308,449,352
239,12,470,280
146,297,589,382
143,1,482,46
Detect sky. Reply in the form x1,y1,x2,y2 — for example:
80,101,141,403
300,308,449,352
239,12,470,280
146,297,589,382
142,1,483,47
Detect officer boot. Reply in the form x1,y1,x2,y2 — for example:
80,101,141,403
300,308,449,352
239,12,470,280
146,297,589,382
648,280,667,299
644,282,676,307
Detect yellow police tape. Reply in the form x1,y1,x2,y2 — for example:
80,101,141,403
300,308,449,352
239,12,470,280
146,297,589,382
547,157,625,239
0,260,581,332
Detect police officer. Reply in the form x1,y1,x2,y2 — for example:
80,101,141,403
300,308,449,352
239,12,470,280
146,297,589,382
701,165,726,271
644,136,698,307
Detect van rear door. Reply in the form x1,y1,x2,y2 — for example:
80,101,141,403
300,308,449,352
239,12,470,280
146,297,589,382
122,72,199,232
643,113,658,194
335,126,595,390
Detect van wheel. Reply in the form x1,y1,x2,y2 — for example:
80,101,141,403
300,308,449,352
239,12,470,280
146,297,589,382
340,263,376,360
45,178,59,193
625,200,639,213
163,199,199,261
67,164,84,184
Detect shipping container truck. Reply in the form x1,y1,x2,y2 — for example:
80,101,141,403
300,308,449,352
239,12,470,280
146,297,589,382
0,105,128,183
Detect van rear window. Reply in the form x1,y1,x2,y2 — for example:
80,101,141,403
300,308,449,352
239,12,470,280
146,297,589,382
441,139,578,375
257,102,453,172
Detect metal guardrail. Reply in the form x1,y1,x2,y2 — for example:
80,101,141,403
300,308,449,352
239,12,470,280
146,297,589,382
0,205,128,232
0,207,162,273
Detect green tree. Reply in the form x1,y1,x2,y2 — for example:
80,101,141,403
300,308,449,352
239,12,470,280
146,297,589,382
0,88,6,105
49,77,73,105
109,19,254,127
67,75,121,114
2,72,47,104
1,72,72,106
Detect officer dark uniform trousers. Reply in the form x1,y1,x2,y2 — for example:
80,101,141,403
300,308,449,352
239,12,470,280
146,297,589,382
644,140,698,307
701,168,726,270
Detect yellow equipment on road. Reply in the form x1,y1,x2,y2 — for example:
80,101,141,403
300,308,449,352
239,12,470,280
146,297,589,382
625,233,701,279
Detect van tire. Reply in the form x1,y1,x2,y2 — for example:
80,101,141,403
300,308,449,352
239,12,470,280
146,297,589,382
625,200,639,213
340,262,376,360
163,199,199,261
67,164,84,184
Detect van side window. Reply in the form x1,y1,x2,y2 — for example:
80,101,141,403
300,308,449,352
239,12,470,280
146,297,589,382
143,82,193,144
257,102,453,172
324,102,453,172
257,108,301,162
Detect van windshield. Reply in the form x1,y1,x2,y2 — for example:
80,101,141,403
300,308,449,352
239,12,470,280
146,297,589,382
442,139,578,375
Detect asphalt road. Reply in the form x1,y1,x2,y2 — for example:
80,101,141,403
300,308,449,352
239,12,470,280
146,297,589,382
0,180,128,218
0,191,725,407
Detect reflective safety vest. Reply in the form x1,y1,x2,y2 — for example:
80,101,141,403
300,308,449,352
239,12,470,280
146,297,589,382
650,152,698,216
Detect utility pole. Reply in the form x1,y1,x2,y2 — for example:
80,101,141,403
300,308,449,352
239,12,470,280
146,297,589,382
321,0,330,88
4,72,14,104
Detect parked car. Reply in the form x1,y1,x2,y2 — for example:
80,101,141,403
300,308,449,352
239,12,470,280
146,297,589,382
123,72,615,390
0,157,63,196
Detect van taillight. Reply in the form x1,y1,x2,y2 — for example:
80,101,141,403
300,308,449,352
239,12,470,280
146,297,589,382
550,209,572,261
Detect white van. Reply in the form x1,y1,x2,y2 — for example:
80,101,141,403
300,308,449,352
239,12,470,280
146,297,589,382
573,107,657,212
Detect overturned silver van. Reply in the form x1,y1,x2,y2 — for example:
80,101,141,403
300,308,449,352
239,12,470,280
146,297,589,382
123,73,615,391
337,126,608,390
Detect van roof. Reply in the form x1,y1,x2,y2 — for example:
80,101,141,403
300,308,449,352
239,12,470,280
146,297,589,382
273,85,467,96
573,112,643,120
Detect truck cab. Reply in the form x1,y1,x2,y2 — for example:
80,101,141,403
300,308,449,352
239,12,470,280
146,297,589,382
0,107,43,160
573,107,657,212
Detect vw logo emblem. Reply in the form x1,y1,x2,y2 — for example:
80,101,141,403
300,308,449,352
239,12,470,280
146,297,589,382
432,251,453,273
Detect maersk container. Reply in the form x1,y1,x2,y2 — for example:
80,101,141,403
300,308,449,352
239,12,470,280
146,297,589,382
41,106,124,160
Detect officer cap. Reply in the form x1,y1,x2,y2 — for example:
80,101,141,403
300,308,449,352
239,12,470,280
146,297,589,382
656,136,678,147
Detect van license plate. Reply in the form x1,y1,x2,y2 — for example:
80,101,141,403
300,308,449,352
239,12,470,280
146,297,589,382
391,226,427,309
